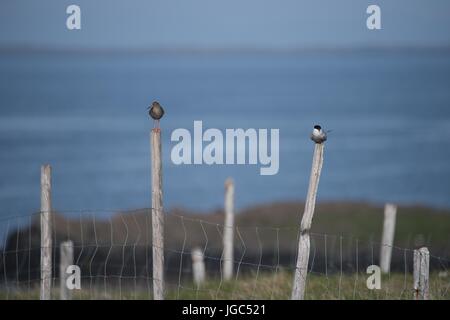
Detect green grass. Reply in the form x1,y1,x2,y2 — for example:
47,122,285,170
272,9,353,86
169,271,450,300
1,271,449,300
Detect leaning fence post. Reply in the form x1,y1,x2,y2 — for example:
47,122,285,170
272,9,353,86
191,247,206,287
60,240,74,300
40,164,52,300
291,132,325,300
413,247,430,300
151,124,164,300
380,203,397,274
223,178,235,281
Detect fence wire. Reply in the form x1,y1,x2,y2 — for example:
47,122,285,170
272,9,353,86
0,208,448,300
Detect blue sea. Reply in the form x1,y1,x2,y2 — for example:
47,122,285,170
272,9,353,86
1,49,450,217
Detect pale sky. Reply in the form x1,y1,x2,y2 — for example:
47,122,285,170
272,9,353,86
1,0,450,49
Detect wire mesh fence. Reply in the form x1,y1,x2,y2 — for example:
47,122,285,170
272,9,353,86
0,208,448,300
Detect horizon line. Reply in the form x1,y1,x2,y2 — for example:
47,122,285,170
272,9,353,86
1,44,450,54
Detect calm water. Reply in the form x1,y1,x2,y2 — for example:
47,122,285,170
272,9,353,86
1,50,450,217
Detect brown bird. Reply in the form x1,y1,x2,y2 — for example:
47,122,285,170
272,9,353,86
148,101,165,128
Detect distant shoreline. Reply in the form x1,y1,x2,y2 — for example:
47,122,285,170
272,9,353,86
170,200,450,217
1,45,450,55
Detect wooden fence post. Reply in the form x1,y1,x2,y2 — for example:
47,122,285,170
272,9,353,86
151,128,164,300
60,240,74,300
291,140,325,300
223,178,234,281
413,250,420,299
191,247,206,286
380,203,397,274
40,164,52,300
413,247,430,300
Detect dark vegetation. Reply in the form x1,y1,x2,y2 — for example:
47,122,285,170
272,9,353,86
0,201,449,288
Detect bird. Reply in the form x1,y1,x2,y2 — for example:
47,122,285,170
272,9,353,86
148,101,165,128
310,125,328,144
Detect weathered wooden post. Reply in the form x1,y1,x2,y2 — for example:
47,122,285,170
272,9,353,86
291,127,325,300
413,247,430,300
413,250,420,299
40,164,52,300
150,103,164,300
223,178,235,281
191,247,206,286
380,203,397,274
60,240,74,300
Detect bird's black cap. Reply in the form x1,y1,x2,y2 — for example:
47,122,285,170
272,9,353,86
314,125,322,130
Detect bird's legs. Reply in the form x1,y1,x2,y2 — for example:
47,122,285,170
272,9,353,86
153,119,161,132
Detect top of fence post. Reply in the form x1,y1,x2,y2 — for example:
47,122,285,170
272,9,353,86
413,247,430,300
60,240,74,300
380,203,397,274
300,142,324,232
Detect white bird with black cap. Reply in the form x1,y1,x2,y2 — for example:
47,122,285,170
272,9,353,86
310,125,328,144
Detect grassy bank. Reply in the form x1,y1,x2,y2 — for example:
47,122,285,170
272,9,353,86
1,271,449,300
1,201,449,297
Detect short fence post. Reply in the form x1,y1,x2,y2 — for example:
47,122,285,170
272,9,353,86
191,247,206,287
291,138,325,300
223,178,235,281
40,164,52,300
60,240,74,300
151,127,164,300
413,250,420,299
380,203,397,274
413,247,430,300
